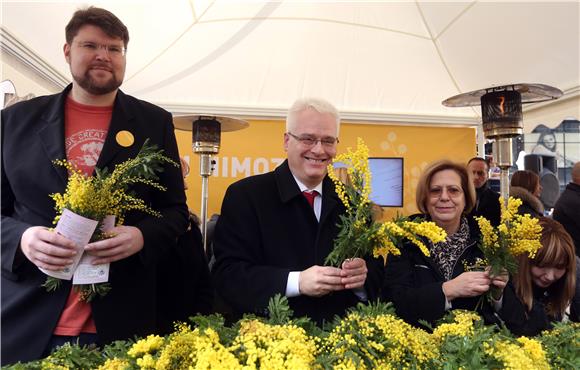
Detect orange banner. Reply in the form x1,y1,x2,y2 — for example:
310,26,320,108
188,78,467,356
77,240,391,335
176,120,475,221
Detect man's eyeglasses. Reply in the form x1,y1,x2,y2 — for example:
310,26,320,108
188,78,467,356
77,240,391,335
287,132,339,147
77,41,126,57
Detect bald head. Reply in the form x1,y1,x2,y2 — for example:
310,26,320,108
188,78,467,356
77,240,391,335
572,162,580,185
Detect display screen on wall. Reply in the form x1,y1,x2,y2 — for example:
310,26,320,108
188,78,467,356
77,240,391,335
334,157,404,207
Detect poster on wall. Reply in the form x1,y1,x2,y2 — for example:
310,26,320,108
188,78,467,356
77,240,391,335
521,120,580,188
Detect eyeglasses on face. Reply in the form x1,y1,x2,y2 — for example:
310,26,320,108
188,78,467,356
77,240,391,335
428,185,463,198
77,41,126,56
287,132,339,147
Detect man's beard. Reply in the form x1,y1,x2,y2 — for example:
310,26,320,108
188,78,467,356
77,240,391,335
73,69,122,95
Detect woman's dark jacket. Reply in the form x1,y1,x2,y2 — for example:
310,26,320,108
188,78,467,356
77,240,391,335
497,257,580,337
382,216,499,327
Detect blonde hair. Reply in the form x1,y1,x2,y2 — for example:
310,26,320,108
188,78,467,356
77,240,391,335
415,160,476,215
513,217,576,317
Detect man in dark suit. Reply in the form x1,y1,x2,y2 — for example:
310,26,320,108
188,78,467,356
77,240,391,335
467,157,501,226
212,98,380,325
1,7,188,365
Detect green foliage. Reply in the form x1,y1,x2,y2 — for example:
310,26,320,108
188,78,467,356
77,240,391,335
266,293,293,325
190,313,238,346
7,299,579,370
538,321,580,369
4,343,104,370
41,276,62,292
435,321,502,369
350,300,396,317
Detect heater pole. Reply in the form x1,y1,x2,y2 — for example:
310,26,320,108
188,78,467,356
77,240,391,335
493,137,513,205
199,153,212,253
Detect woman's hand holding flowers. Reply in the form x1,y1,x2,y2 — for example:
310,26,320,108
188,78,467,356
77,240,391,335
487,267,509,300
442,271,491,301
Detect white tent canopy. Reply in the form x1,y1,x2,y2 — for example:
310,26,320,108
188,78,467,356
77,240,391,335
2,0,579,128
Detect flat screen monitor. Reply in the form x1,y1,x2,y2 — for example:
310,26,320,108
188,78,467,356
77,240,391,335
333,157,404,207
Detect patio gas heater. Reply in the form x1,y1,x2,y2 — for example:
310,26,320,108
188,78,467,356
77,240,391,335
173,115,248,252
443,83,562,202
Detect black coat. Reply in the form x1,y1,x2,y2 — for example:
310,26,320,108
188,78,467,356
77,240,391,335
1,85,189,365
156,213,214,335
469,182,501,226
553,183,580,255
211,160,383,325
382,217,496,327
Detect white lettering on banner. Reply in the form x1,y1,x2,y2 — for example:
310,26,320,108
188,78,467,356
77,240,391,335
232,157,250,177
253,157,269,174
211,157,284,178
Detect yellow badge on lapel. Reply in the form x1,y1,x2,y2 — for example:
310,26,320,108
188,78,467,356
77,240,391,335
116,130,134,147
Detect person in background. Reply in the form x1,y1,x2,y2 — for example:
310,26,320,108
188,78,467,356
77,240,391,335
510,170,544,217
466,157,501,226
553,162,580,255
212,97,382,325
1,7,188,365
498,218,578,336
382,160,508,327
156,157,213,335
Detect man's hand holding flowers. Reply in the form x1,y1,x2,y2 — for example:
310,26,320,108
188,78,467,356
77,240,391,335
299,265,344,297
341,258,368,289
84,225,144,265
298,257,368,297
20,226,77,271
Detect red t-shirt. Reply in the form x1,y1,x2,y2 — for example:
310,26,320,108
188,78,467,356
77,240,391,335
53,97,112,336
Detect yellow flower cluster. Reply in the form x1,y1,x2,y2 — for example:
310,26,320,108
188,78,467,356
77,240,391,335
156,324,240,370
51,141,175,232
324,312,438,369
329,138,372,211
232,319,317,369
372,223,403,264
476,197,543,275
484,337,550,370
326,138,446,267
507,214,543,258
501,197,523,224
516,337,550,367
328,171,350,210
128,334,165,358
476,216,499,251
432,310,481,341
96,358,130,370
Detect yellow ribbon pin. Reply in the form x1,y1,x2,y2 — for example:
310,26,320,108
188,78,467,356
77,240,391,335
116,130,134,147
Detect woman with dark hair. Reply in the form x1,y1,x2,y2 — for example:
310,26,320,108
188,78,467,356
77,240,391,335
499,218,578,336
510,170,544,217
382,160,508,327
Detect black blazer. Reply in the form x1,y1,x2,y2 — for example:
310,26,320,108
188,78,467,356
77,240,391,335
211,160,382,325
1,85,189,365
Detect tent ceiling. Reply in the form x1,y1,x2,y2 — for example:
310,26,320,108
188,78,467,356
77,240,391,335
2,1,579,125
